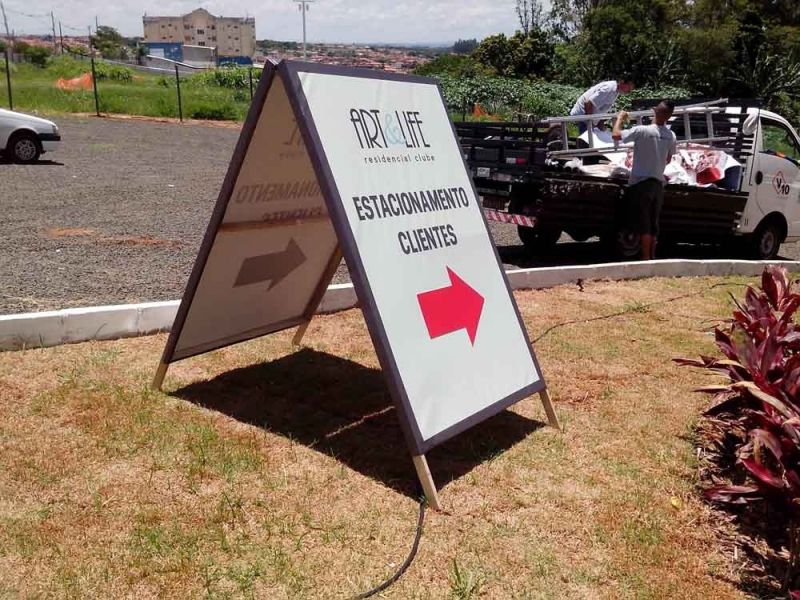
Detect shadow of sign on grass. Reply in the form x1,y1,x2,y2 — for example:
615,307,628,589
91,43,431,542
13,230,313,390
172,348,544,499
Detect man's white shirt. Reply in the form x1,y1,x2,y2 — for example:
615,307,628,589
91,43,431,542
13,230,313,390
570,80,619,117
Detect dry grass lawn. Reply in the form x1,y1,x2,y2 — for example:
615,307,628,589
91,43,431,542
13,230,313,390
0,276,763,598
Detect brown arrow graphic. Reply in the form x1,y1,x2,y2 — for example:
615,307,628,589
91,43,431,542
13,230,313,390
234,239,306,289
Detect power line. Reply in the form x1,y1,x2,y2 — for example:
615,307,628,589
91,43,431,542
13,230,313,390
2,5,89,38
60,22,87,33
3,6,49,19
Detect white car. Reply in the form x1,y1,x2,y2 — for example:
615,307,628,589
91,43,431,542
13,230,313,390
0,108,61,163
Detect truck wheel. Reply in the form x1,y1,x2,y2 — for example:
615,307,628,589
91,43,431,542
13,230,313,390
518,225,562,253
750,220,782,260
8,132,41,163
602,228,641,260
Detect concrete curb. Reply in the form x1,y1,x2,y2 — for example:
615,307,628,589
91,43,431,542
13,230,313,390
504,259,800,290
0,283,358,351
1,260,797,351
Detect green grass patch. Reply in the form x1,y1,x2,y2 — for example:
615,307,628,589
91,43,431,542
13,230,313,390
1,275,783,598
1,57,252,120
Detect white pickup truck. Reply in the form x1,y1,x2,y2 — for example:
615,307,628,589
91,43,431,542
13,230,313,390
458,102,800,259
0,108,61,163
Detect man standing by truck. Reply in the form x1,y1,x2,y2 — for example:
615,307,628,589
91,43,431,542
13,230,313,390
612,100,677,261
570,79,635,133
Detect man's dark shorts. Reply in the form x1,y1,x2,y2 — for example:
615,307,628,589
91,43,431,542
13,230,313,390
626,178,665,236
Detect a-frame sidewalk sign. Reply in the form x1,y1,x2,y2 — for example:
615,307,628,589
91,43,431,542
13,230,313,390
152,60,559,510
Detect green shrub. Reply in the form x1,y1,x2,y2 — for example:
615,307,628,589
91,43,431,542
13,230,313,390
47,56,89,79
435,73,697,120
24,46,51,68
186,67,257,90
232,89,249,103
616,85,696,110
46,56,133,82
188,102,239,120
93,62,134,83
520,81,584,118
414,54,493,78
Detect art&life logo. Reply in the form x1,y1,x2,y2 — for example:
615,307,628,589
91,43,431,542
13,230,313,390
349,109,431,150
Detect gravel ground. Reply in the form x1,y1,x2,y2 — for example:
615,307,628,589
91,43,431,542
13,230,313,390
2,114,798,315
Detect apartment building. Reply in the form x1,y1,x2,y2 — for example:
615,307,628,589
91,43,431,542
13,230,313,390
143,8,256,63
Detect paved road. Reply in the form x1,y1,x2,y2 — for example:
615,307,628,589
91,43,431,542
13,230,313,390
2,115,797,315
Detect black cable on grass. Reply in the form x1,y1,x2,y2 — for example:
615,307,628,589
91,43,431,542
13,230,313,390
350,496,427,599
531,281,748,345
348,280,750,598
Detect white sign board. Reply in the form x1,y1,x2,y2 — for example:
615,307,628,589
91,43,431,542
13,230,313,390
287,63,545,453
158,61,548,460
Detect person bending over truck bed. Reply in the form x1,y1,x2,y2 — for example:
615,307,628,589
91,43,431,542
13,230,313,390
612,100,677,261
570,79,635,133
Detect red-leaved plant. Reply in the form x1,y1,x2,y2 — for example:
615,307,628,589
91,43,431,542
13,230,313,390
676,266,800,594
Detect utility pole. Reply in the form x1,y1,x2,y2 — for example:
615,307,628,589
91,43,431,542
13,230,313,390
0,2,9,40
293,0,315,59
0,1,11,61
50,12,57,52
88,26,99,117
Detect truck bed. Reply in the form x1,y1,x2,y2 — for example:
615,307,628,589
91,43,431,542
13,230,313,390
457,118,750,242
496,172,748,241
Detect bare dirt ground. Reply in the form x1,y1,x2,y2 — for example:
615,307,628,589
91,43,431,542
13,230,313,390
0,277,758,598
2,114,798,315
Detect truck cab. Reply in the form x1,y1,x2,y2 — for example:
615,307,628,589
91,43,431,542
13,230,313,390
736,108,800,258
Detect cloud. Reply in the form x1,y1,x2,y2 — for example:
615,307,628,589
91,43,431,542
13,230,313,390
5,0,535,44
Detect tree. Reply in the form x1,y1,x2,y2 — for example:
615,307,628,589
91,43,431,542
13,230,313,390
751,0,800,25
676,22,738,94
473,34,511,75
452,38,478,54
572,0,683,86
134,44,148,66
515,0,545,35
24,45,51,67
414,53,492,77
93,25,128,60
549,0,609,39
473,31,555,79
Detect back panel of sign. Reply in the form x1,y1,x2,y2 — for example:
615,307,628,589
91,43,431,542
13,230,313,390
170,72,339,361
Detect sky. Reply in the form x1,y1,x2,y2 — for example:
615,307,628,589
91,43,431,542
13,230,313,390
1,0,547,45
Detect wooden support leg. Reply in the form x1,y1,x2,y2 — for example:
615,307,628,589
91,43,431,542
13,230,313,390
412,454,441,511
151,361,169,391
291,245,343,348
538,388,561,431
292,320,311,347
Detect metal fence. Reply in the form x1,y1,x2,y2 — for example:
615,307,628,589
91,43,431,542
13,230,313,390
3,47,11,111
1,48,259,122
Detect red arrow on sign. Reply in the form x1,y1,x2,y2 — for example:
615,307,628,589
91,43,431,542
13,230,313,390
417,268,485,345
